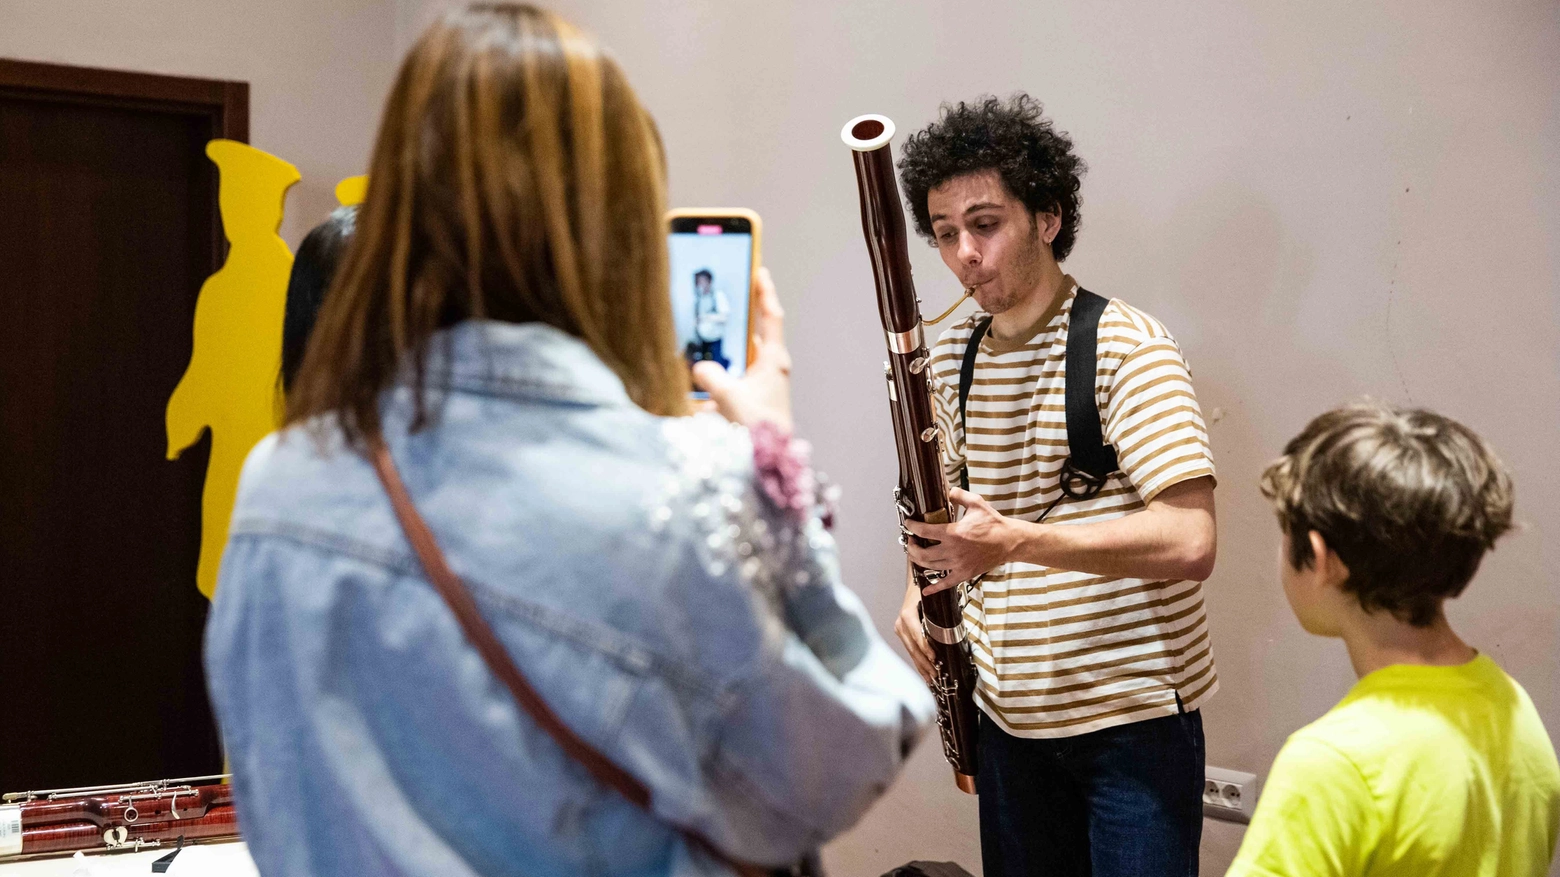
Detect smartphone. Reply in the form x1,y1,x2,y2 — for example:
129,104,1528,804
667,208,762,399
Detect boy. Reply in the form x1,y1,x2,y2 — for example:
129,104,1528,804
1230,402,1560,876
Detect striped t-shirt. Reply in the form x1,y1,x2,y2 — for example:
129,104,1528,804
929,278,1218,739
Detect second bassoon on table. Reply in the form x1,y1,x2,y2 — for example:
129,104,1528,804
0,775,238,861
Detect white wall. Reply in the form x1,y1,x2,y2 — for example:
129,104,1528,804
11,1,1559,873
397,1,1560,873
0,0,400,248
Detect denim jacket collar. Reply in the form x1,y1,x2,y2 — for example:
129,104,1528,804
413,319,632,409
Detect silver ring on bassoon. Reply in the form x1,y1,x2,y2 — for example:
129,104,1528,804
886,324,924,354
922,615,964,645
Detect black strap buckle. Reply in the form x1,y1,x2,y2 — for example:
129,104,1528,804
1058,458,1110,501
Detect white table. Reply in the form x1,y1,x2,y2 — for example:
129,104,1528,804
0,842,256,877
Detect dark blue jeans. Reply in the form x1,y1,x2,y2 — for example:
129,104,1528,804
977,704,1205,877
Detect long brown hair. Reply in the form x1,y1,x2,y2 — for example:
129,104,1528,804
287,3,689,443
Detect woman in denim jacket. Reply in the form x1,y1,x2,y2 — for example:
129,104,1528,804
203,5,933,876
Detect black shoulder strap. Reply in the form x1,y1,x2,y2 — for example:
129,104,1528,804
957,317,992,492
956,291,1118,499
1066,288,1118,479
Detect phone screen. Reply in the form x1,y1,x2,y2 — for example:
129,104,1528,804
668,215,754,398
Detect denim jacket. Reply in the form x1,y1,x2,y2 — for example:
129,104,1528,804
204,321,933,877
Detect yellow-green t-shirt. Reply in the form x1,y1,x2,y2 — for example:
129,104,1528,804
1228,654,1560,877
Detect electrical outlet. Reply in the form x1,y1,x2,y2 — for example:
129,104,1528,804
1202,766,1260,823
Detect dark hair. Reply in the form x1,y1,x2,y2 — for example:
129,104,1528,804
281,206,357,392
1260,402,1515,627
898,93,1085,260
694,269,713,282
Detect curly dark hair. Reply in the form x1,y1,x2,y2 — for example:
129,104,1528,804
898,94,1085,260
1260,402,1515,627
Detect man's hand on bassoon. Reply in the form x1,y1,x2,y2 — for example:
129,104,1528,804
903,487,1021,595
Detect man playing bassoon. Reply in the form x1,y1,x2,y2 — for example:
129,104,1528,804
893,94,1220,876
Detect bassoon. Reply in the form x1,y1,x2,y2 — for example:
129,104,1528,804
0,775,238,860
842,114,979,794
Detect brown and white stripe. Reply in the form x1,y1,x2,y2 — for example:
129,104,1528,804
930,279,1218,738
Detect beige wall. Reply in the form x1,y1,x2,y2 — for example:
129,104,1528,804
10,1,1559,873
444,0,1554,873
0,0,399,248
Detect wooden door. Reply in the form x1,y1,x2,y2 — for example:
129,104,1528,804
0,60,247,792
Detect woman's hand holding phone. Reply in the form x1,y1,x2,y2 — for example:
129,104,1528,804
692,267,792,432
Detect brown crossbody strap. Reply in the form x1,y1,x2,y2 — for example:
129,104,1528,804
367,440,784,877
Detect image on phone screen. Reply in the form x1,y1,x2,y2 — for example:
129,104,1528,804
669,217,753,398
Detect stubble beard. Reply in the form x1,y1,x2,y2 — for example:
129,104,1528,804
973,285,1020,315
972,227,1047,316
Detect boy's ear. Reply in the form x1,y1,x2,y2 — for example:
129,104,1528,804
1309,530,1352,590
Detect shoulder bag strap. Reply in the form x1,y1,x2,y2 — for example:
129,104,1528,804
957,317,992,492
367,440,787,877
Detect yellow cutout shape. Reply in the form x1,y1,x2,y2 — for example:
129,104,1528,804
335,174,368,206
166,140,299,600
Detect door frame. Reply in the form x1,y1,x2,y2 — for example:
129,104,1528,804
0,58,249,271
